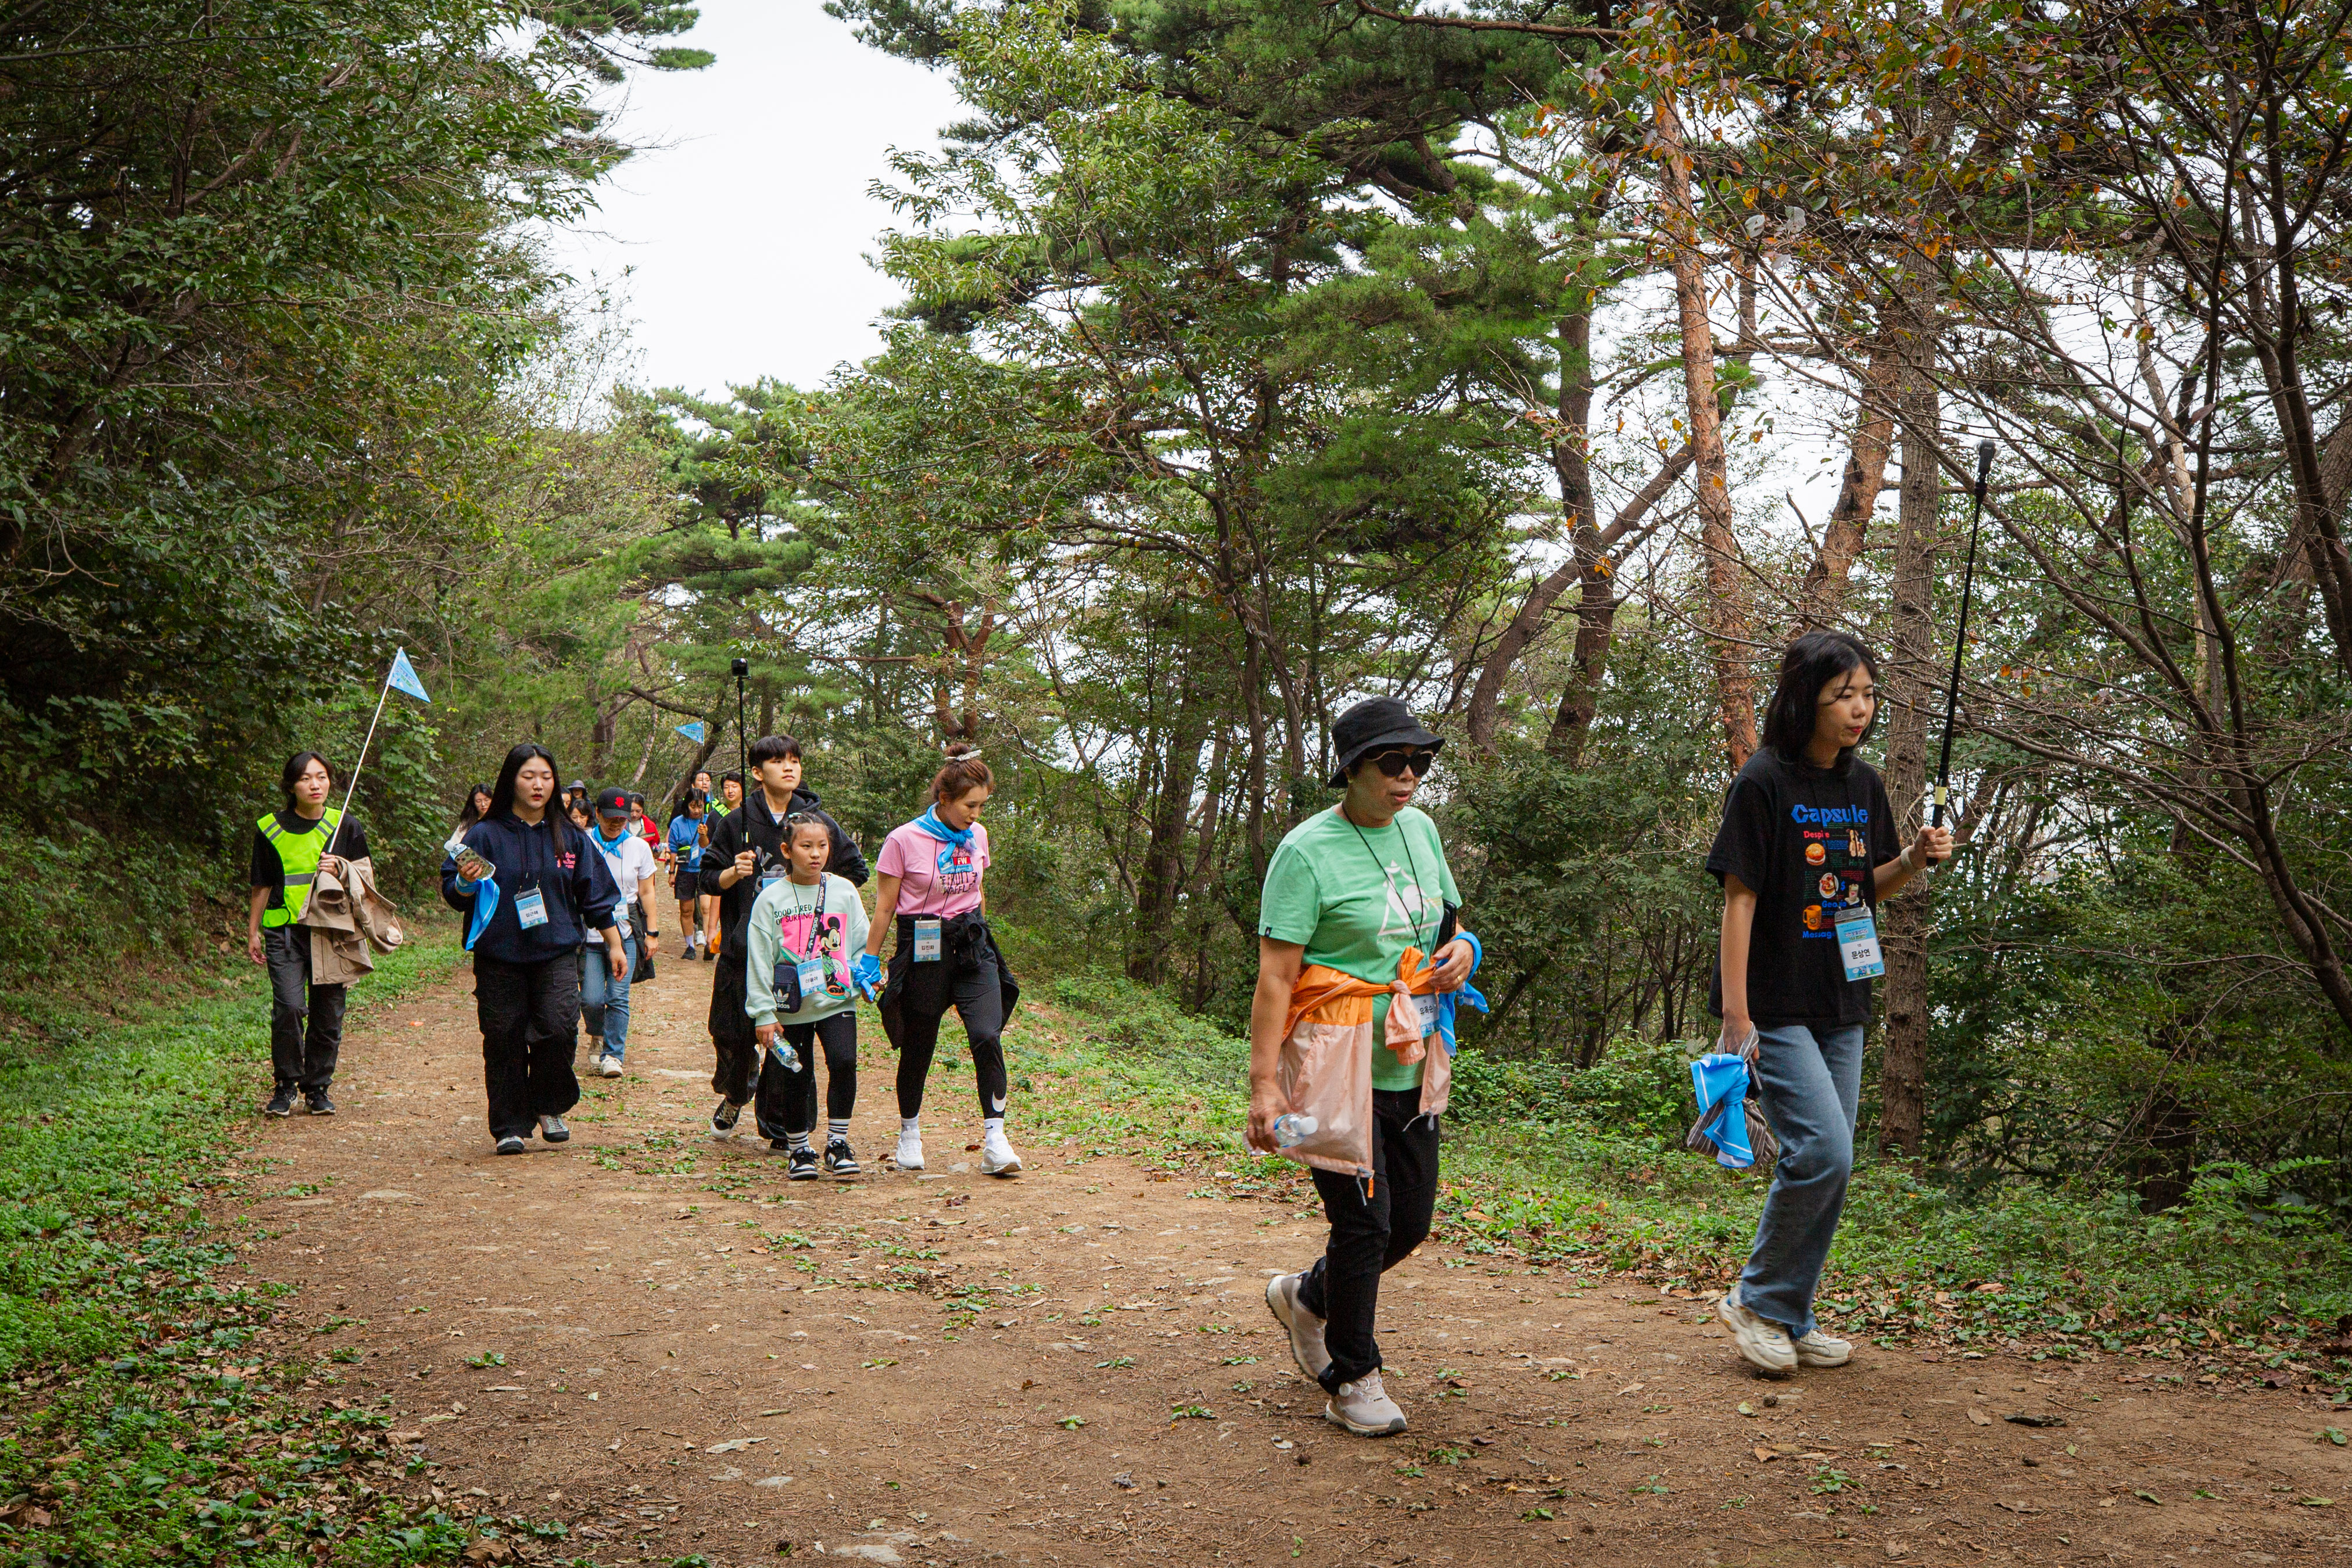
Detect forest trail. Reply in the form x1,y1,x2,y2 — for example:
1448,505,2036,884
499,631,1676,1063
220,956,2349,1567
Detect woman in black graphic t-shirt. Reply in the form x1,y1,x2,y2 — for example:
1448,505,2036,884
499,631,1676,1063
1702,631,1952,1377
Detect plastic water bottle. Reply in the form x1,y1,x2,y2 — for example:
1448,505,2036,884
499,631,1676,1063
1272,1113,1318,1149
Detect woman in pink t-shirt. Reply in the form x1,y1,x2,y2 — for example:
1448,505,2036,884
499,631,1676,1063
859,744,1022,1178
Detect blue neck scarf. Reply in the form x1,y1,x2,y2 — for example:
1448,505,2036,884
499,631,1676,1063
593,826,630,854
908,806,973,875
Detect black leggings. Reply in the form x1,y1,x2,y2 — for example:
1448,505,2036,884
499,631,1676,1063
753,1011,858,1140
892,949,1008,1120
1296,1088,1440,1388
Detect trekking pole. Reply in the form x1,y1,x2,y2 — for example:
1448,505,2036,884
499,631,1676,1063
1930,439,1998,830
732,656,751,816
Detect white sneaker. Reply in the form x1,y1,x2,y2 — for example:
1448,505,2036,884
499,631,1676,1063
981,1125,1023,1176
1794,1328,1852,1368
1323,1369,1407,1437
596,1054,623,1078
1715,1286,1798,1375
893,1128,924,1171
1264,1272,1332,1382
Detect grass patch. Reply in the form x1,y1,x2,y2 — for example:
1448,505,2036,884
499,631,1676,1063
0,923,589,1565
999,953,2352,1397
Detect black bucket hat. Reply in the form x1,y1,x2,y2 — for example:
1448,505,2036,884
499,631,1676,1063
1326,697,1444,788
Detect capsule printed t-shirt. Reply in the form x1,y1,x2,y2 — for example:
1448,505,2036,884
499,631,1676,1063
1704,748,1901,1029
875,820,989,917
1258,805,1460,1091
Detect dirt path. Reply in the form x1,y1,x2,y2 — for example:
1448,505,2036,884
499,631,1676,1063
221,952,2349,1567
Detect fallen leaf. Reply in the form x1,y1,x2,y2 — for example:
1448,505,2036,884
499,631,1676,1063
1737,1401,1756,1416
706,1437,768,1454
1967,1407,1992,1426
1753,1446,1777,1462
2133,1490,2161,1506
1616,1383,1645,1396
2300,1497,2335,1508
2004,1413,2066,1427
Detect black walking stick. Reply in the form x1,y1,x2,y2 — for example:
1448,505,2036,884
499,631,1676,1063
1930,439,1998,829
731,656,751,816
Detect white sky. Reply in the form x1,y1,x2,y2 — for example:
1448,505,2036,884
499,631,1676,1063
551,0,965,399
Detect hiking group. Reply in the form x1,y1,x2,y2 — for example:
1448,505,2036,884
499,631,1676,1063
248,627,1951,1440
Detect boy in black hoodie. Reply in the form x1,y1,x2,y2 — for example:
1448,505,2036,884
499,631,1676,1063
701,734,867,1138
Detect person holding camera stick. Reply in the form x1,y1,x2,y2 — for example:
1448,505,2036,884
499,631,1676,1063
700,772,743,962
744,812,873,1179
701,734,866,1142
441,744,627,1156
1704,632,1952,1374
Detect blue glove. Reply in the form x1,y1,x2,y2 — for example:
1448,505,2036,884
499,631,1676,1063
852,951,883,1000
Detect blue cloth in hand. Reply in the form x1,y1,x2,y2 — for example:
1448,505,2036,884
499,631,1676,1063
465,877,501,953
1688,1052,1755,1168
1432,931,1488,1056
851,951,883,1000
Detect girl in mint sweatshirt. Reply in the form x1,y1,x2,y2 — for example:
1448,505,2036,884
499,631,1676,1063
744,816,872,1179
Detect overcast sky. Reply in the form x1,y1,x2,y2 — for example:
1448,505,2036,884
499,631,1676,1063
552,1,964,401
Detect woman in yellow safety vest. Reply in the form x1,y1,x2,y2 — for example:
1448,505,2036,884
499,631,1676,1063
246,752,369,1118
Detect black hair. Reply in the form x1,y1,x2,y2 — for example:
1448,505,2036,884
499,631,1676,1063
748,734,803,769
720,770,742,787
1761,631,1881,768
456,781,494,830
280,751,336,815
487,742,562,819
694,767,712,782
783,811,833,848
680,793,705,815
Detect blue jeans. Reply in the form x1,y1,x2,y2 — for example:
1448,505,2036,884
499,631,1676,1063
1737,1021,1865,1340
579,934,637,1059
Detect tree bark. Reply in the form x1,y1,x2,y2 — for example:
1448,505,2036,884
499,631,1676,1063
1795,339,1898,631
1877,299,1941,1159
1654,92,1756,767
1130,679,1207,984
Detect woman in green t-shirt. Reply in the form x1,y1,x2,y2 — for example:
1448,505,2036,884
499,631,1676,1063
1248,697,1476,1438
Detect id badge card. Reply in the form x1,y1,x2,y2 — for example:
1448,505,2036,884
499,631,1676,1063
913,917,942,962
796,956,828,999
514,885,550,931
1835,905,1885,980
1410,991,1438,1036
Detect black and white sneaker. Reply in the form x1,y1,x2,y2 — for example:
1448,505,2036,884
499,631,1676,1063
264,1087,296,1118
787,1146,821,1181
494,1135,527,1156
538,1114,570,1143
824,1138,861,1176
304,1090,336,1116
710,1099,743,1140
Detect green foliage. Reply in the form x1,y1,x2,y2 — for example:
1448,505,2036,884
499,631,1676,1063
0,933,590,1564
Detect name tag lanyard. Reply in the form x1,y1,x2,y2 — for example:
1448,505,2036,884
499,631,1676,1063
1346,815,1439,1036
1819,778,1884,981
782,880,829,994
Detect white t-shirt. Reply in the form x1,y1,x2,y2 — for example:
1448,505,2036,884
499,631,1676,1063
589,828,658,910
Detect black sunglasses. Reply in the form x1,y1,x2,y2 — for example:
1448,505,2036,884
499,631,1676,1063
1364,746,1439,778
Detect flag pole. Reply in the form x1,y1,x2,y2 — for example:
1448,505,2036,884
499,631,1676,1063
328,676,394,860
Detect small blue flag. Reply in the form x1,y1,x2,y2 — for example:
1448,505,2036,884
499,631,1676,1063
675,721,707,743
387,648,430,704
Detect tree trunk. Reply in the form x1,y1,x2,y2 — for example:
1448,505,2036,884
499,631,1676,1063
1795,339,1898,631
1877,301,1941,1159
1130,681,1207,984
1654,92,1756,767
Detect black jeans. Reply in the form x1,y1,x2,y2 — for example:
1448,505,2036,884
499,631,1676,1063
472,956,582,1141
708,956,759,1104
752,1011,858,1142
892,945,1008,1120
1297,1088,1441,1389
264,925,345,1093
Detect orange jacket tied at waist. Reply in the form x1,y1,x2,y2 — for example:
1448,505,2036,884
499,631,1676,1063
1266,947,1453,1182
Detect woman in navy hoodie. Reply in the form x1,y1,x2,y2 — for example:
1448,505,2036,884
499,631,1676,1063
442,744,626,1155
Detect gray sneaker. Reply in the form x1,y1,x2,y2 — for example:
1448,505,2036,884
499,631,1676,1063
537,1114,571,1144
1716,1286,1798,1375
1264,1272,1332,1382
494,1135,527,1156
1794,1328,1852,1368
1323,1369,1407,1437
